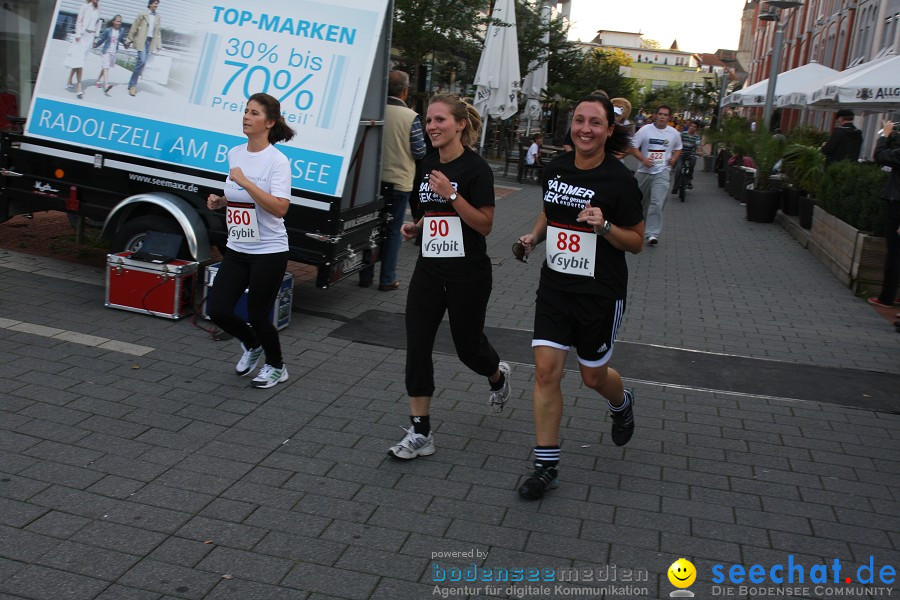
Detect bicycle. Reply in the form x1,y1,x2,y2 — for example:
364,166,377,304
672,147,697,202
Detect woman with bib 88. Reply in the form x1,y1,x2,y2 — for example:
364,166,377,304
387,93,511,461
515,94,645,499
206,93,294,389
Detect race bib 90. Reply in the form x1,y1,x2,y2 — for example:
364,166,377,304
422,216,465,258
546,225,596,277
226,202,261,243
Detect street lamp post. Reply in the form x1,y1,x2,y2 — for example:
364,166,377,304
715,59,735,131
761,0,803,129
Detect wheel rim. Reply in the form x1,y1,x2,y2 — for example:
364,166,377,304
122,233,146,253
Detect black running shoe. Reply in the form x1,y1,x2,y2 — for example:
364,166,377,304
518,463,558,500
610,389,635,446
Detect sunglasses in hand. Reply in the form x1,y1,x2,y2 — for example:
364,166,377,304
512,241,528,263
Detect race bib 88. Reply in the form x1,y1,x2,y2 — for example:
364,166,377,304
546,225,596,277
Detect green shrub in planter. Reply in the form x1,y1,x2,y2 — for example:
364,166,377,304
781,144,824,198
818,162,888,232
746,124,786,191
708,116,752,163
785,125,828,147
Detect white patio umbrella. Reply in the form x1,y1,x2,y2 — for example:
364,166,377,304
776,63,840,108
521,2,550,136
725,78,768,106
733,62,840,107
473,0,521,154
808,54,900,109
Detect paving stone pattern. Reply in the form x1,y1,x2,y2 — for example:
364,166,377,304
0,166,898,600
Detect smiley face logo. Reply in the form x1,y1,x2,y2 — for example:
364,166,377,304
668,558,696,588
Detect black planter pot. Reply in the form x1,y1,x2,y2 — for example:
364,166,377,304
781,187,801,216
717,168,727,188
731,168,754,202
798,195,815,229
745,188,781,223
727,166,743,199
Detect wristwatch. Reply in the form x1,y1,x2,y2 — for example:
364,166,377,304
597,220,612,236
448,192,458,203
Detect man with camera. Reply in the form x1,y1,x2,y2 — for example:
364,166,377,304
868,120,900,316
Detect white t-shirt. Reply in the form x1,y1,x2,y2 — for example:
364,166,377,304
525,142,540,165
224,144,291,254
632,124,683,175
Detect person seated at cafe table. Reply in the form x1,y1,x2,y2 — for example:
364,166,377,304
526,132,543,167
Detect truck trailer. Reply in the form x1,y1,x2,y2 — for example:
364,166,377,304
1,0,393,288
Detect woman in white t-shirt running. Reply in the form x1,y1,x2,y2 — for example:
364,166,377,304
206,93,295,389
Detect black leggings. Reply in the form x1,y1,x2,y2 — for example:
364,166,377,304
405,263,500,397
207,249,289,368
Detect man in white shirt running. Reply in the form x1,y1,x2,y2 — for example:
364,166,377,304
629,105,682,245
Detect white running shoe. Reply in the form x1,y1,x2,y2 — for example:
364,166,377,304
235,343,263,376
250,364,288,389
387,426,435,460
489,361,511,412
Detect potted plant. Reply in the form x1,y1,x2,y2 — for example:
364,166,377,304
743,124,786,223
780,127,827,217
708,116,752,196
780,144,824,229
811,161,889,292
816,161,887,233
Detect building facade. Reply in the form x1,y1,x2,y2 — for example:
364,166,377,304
741,0,899,136
581,30,708,96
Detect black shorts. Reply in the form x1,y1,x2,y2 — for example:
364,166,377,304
532,284,625,367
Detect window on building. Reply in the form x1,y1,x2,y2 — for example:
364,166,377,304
824,31,835,66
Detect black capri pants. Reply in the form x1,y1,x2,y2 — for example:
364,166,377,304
207,248,289,368
404,263,501,397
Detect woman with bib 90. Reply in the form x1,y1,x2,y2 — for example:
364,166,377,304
206,93,294,389
515,94,644,499
387,93,511,460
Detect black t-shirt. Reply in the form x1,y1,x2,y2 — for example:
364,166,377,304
539,152,644,298
415,148,495,281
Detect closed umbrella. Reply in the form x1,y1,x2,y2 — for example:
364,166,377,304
521,2,550,136
473,0,521,154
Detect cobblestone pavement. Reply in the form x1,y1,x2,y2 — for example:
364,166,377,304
0,165,898,600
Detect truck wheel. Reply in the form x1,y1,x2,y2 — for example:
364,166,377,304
110,215,190,258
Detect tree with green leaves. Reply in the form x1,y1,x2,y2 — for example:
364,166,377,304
514,0,572,80
391,0,486,98
641,84,692,114
548,47,636,104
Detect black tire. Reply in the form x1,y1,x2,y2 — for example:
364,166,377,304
679,174,686,202
110,215,191,258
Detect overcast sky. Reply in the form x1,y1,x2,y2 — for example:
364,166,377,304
566,0,747,54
